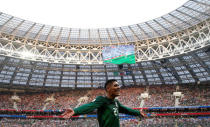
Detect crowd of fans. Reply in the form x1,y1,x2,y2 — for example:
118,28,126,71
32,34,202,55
0,84,209,126
1,117,209,127
120,117,210,127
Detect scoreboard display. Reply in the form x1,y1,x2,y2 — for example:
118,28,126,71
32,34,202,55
102,45,136,64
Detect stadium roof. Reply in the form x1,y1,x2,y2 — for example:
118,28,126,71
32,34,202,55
0,0,188,29
0,0,209,88
0,0,209,44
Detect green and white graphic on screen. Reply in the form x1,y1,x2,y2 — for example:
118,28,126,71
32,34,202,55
102,45,136,64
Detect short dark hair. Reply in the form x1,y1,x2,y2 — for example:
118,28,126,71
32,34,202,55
104,79,117,90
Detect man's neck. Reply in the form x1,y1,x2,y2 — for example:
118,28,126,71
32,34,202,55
106,94,116,100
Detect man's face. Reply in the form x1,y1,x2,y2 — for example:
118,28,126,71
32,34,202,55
107,81,120,97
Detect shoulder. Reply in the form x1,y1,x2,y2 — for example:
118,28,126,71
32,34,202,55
95,96,106,100
90,96,108,105
92,96,106,102
114,99,122,106
114,98,120,103
96,96,105,99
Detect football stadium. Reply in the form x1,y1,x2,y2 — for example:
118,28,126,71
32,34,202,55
0,0,210,126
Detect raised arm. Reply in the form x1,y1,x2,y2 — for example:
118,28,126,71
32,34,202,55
62,96,105,118
118,101,145,117
61,108,74,118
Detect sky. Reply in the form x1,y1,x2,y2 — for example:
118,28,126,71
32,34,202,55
0,0,188,29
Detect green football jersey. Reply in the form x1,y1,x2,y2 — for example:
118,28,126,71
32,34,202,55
73,96,142,127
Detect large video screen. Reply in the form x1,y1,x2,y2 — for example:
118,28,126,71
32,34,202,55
102,45,136,64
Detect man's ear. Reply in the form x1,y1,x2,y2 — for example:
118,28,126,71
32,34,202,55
106,85,110,92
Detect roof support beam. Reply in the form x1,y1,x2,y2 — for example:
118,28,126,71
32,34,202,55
151,61,166,85
59,64,64,88
45,26,54,42
159,59,182,84
178,56,199,83
9,60,22,86
176,9,201,22
34,25,45,40
120,71,125,87
26,61,37,87
153,19,172,33
23,23,36,38
161,16,183,30
10,20,25,35
145,22,162,36
43,63,50,87
112,28,122,45
136,24,151,38
66,28,72,44
106,28,113,44
56,28,63,44
75,65,79,88
205,47,210,56
119,27,129,43
78,29,81,46
183,5,210,17
90,65,93,88
0,16,14,31
138,63,149,85
0,57,9,74
190,0,210,7
169,13,193,27
97,29,103,60
128,26,141,40
191,53,210,75
104,65,108,82
55,27,63,48
127,64,137,86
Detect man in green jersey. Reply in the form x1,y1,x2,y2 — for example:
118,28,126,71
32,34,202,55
62,79,146,127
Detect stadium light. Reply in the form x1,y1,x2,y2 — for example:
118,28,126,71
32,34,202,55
173,92,184,107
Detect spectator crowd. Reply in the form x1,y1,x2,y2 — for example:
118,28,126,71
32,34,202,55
0,84,209,126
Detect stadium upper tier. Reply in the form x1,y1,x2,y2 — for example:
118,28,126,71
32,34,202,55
0,0,209,65
0,0,209,44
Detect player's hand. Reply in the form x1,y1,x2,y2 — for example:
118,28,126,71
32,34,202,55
140,109,157,118
61,108,74,119
140,109,148,118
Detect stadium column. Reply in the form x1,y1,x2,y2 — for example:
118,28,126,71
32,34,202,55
75,65,79,88
205,48,210,60
178,56,199,83
43,63,50,87
0,57,9,74
104,65,108,82
151,61,165,85
59,64,64,88
191,53,210,75
127,64,137,86
9,59,23,86
26,61,37,87
166,61,182,84
120,73,125,86
159,59,182,84
137,63,149,85
118,65,125,86
90,65,93,88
